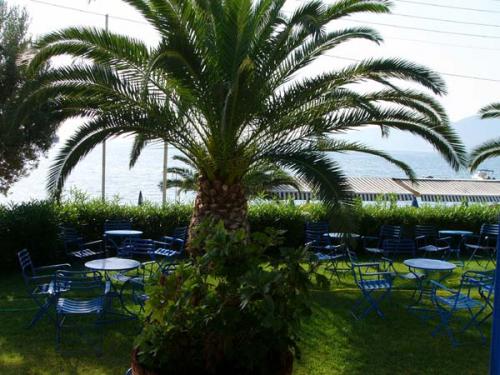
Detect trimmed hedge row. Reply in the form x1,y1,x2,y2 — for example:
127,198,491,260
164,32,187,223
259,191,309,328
1,198,499,272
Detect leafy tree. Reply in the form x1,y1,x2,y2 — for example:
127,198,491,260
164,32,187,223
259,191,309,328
26,0,464,236
161,155,301,198
469,102,500,171
0,1,63,194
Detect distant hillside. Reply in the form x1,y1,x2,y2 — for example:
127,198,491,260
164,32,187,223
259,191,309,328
452,116,500,151
335,115,500,152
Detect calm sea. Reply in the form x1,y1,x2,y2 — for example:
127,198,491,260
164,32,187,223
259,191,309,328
2,137,500,205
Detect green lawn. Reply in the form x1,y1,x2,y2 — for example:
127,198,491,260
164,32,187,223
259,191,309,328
0,260,493,375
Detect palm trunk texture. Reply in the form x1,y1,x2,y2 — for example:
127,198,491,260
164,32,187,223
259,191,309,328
188,177,249,252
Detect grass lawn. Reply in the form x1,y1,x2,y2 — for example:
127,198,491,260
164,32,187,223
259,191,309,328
0,260,493,374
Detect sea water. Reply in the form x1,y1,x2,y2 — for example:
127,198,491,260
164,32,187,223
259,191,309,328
2,137,500,205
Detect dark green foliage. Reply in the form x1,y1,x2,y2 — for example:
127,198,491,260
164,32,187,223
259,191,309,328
1,199,499,271
469,101,500,171
25,0,465,207
134,221,327,374
0,1,63,194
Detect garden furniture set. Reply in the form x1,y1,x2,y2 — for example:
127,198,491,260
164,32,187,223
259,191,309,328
305,221,497,347
18,220,188,352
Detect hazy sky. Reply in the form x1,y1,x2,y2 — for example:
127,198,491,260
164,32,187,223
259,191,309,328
7,0,500,150
3,0,500,202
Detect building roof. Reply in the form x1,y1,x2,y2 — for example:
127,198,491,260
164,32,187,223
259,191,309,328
269,177,500,203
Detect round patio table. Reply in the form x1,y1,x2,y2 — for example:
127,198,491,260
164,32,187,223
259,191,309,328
404,258,456,315
104,230,143,253
85,257,141,273
85,257,142,320
438,230,473,259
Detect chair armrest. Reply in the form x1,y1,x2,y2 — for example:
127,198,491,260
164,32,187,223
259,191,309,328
82,240,103,246
415,235,427,240
35,263,71,272
104,281,112,295
353,262,381,270
430,280,456,294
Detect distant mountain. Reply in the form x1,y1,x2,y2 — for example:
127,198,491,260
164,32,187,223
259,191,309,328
335,115,500,152
451,116,500,151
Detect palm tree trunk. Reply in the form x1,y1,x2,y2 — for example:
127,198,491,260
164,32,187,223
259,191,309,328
188,176,249,253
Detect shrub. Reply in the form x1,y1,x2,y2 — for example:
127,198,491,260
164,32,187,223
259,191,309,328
0,198,499,272
133,221,327,375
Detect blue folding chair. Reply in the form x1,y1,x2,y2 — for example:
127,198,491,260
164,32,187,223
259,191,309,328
17,249,71,327
305,222,345,281
363,225,401,257
117,238,156,282
431,270,494,347
415,225,451,258
464,224,498,267
154,226,188,259
54,270,111,353
59,225,104,261
348,250,394,320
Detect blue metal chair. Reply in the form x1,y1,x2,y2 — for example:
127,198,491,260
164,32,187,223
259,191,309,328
17,249,71,327
59,225,105,261
305,222,346,281
347,250,394,320
415,225,450,258
363,225,401,257
116,238,156,282
104,219,132,232
464,224,498,267
154,226,188,259
431,270,494,347
54,270,110,353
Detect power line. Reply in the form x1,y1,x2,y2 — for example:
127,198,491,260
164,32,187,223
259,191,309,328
26,0,500,80
28,0,148,25
383,35,500,52
324,53,500,83
347,18,500,40
395,0,500,14
391,12,500,29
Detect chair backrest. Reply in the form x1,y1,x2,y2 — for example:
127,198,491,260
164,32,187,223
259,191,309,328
380,225,401,239
119,238,155,258
480,224,499,239
383,238,415,255
305,221,329,245
173,226,188,241
460,270,495,301
414,225,437,239
54,270,104,295
104,219,132,232
17,249,35,282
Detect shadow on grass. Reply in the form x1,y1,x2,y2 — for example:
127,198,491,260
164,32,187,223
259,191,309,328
294,286,490,375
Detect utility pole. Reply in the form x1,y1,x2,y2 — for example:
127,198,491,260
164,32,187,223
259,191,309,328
490,219,500,374
101,14,109,202
162,142,168,205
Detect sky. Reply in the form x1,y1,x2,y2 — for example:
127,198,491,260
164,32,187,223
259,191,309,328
7,0,500,151
2,0,500,203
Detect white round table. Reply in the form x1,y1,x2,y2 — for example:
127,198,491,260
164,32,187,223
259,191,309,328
404,258,456,314
85,257,141,272
104,230,143,253
404,258,456,272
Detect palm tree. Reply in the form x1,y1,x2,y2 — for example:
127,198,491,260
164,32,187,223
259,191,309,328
25,0,465,237
161,155,301,198
469,102,500,171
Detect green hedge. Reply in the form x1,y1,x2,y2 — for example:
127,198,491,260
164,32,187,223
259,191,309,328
1,198,499,272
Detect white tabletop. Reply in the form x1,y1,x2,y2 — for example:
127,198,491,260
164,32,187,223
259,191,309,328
104,230,143,236
404,258,456,271
85,257,141,271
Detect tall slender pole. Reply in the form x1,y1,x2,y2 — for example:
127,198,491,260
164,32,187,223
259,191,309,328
162,142,168,205
490,217,500,374
101,14,109,202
